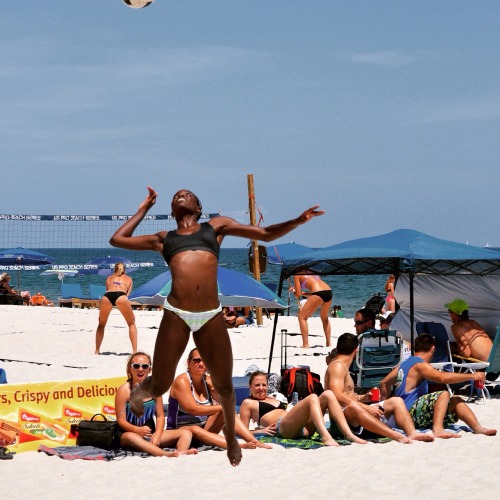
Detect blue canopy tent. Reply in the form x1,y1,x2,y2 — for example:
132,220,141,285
267,229,500,372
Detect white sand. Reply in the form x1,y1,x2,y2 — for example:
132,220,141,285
1,305,498,499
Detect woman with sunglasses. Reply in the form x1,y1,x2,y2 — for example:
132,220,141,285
115,352,198,457
109,186,323,466
239,371,367,446
167,349,271,450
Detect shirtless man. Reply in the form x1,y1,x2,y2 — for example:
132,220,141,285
325,333,434,443
445,298,492,361
380,334,496,438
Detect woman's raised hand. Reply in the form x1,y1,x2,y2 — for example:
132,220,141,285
138,186,158,212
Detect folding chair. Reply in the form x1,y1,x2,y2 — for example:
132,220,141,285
416,321,455,394
351,329,402,388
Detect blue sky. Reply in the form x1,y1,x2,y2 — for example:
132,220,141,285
2,1,500,248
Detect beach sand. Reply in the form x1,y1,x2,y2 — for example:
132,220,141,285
1,305,498,499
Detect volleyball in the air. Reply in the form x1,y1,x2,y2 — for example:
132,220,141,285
122,0,155,9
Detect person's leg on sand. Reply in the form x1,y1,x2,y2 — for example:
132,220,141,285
383,397,434,442
283,394,338,446
320,299,333,347
193,313,242,466
319,391,367,444
449,396,497,436
297,296,322,348
429,391,461,439
116,296,138,353
344,401,413,444
95,297,113,354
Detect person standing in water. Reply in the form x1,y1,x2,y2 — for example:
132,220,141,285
109,186,324,466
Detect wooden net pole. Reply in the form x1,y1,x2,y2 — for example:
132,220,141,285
247,174,263,325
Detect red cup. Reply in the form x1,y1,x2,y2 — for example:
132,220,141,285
474,379,485,390
370,387,380,402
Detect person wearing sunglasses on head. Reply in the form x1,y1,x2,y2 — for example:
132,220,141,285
326,308,377,365
166,349,271,451
109,186,323,466
114,352,198,457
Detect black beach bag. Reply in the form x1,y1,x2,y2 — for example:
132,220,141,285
76,413,119,450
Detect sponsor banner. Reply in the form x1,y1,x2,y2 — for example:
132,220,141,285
0,213,218,222
0,377,125,453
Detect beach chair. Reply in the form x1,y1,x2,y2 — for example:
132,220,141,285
351,329,402,388
89,284,106,300
59,283,85,307
416,322,454,372
416,322,454,394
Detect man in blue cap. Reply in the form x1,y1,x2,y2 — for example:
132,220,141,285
445,298,492,362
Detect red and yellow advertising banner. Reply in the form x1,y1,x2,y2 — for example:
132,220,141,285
0,377,125,453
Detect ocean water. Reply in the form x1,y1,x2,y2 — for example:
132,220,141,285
8,248,387,317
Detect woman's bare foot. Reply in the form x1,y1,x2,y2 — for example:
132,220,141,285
178,448,199,456
408,431,434,442
322,435,340,447
253,439,272,449
394,434,413,444
433,429,462,439
241,441,257,449
223,429,242,467
472,426,497,436
347,433,368,445
300,345,310,349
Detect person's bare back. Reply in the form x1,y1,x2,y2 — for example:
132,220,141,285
451,319,492,361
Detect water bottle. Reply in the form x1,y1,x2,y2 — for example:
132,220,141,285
291,392,299,406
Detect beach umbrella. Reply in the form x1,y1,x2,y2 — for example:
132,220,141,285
40,269,78,283
76,256,143,277
129,267,288,309
0,247,54,291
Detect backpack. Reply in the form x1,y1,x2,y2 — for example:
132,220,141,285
280,367,324,403
364,293,386,315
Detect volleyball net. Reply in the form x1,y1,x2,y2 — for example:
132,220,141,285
0,212,218,272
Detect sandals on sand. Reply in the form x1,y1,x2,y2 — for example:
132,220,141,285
0,446,15,460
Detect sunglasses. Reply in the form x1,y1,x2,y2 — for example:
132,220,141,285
131,363,151,370
354,319,369,326
190,357,203,364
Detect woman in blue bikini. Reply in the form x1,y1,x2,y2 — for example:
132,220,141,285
109,186,324,466
95,262,137,354
115,352,198,457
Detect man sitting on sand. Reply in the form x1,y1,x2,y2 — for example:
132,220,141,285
445,298,492,362
325,333,434,444
380,334,496,438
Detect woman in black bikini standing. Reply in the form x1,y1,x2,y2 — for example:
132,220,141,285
109,186,324,466
95,262,137,355
291,271,333,348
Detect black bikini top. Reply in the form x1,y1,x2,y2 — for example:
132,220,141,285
258,400,287,425
163,223,220,265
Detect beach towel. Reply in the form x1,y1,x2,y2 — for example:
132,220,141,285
38,444,128,461
256,432,352,449
38,444,220,461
